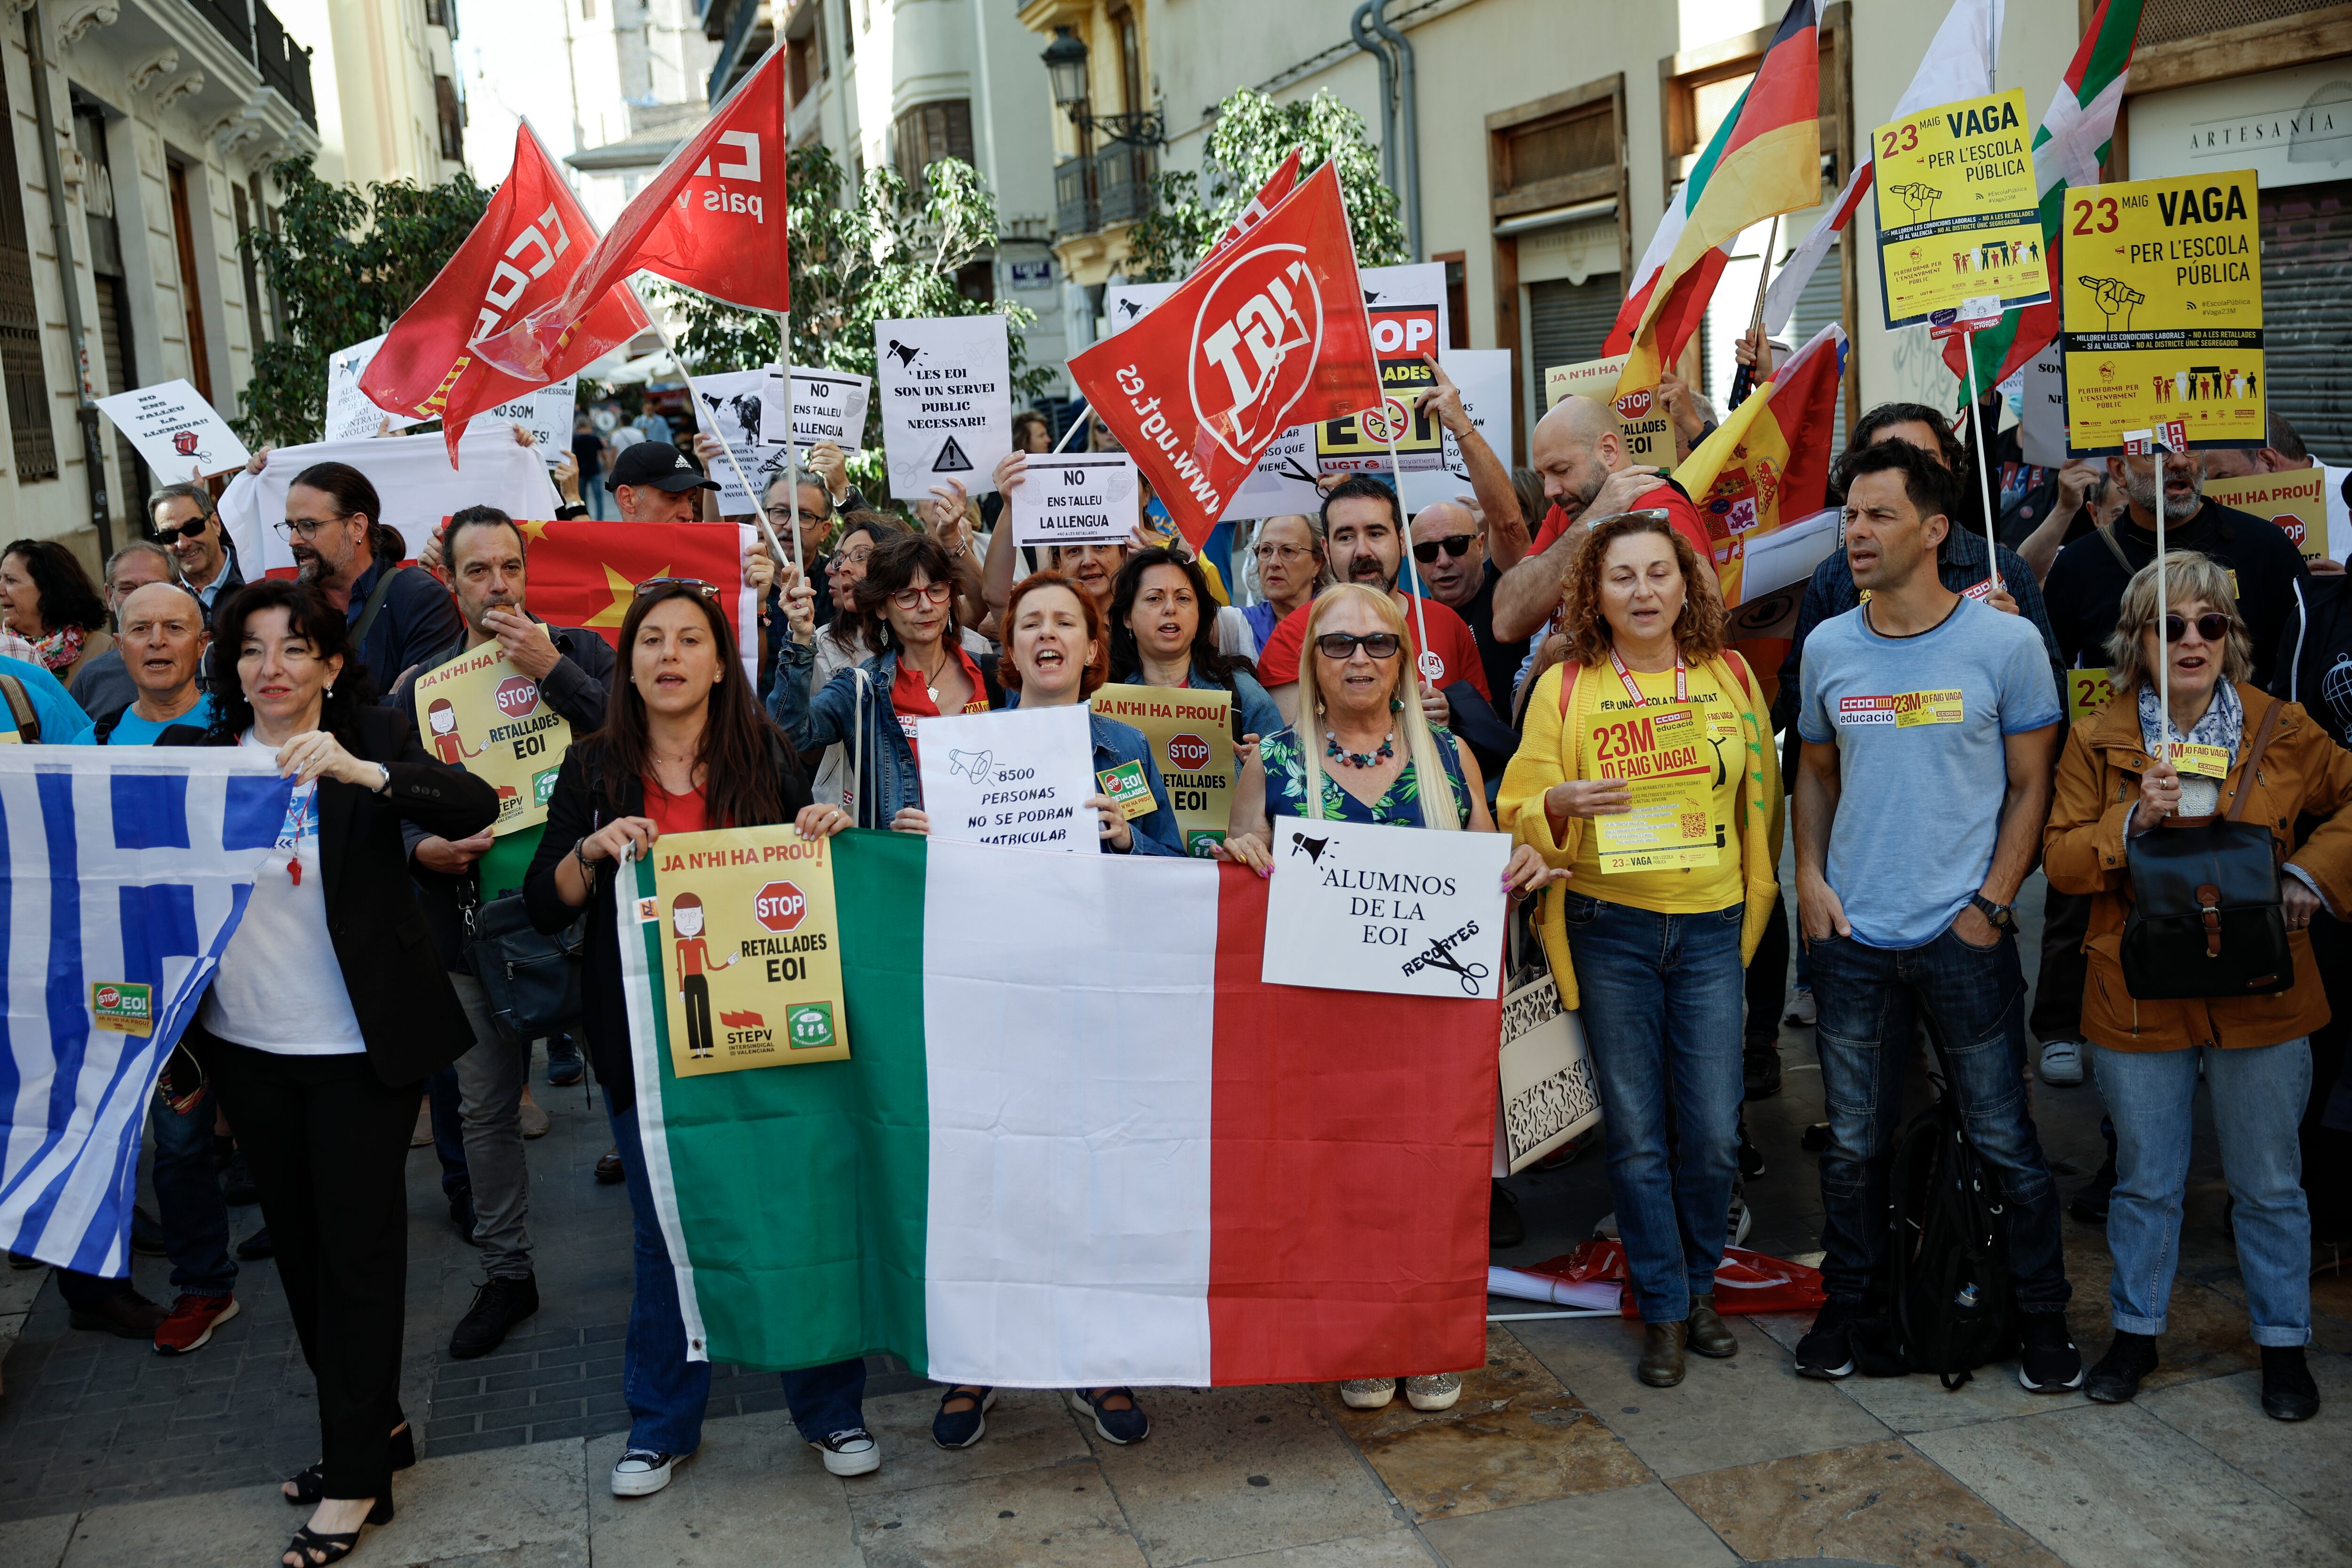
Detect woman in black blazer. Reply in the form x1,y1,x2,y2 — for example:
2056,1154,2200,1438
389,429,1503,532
167,580,496,1568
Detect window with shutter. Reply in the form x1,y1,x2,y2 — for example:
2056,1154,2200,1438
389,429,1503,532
0,54,57,480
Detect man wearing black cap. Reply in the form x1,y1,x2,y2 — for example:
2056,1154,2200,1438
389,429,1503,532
608,439,723,522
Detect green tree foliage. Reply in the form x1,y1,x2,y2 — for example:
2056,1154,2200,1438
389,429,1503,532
1124,88,1406,282
234,157,489,448
652,144,1050,499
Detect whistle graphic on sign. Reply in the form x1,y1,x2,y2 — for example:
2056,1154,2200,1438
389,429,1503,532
947,748,994,783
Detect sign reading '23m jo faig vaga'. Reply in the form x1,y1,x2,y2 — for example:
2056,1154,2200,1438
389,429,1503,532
2061,169,2265,455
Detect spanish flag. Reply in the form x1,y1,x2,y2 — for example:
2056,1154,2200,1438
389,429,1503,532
1614,0,1821,398
1673,320,1847,608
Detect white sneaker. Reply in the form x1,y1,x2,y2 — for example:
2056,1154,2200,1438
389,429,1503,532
1727,1191,1752,1248
2038,1038,2086,1087
611,1448,687,1497
1339,1377,1396,1409
1406,1373,1462,1411
1784,987,1817,1027
810,1426,880,1476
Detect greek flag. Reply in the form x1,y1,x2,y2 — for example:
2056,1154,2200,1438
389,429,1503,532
0,749,291,1274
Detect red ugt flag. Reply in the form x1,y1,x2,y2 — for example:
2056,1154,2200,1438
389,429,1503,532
1069,161,1379,547
1201,147,1303,265
361,125,650,464
477,48,790,385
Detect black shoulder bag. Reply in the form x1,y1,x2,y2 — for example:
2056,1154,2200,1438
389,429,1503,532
2120,698,2293,1000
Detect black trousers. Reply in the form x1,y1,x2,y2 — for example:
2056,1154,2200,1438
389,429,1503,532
201,1033,415,1500
2029,884,2092,1044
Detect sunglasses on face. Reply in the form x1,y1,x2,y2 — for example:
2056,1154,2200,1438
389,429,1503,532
633,577,723,600
1315,631,1403,660
1411,535,1477,564
154,516,209,541
2163,612,2232,643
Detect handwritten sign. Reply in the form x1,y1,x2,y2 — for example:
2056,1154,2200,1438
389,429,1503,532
915,703,1101,855
1259,814,1510,999
1089,684,1235,857
788,366,871,453
1009,453,1139,548
1872,89,2050,327
93,379,249,479
875,315,1011,496
637,828,848,1077
410,645,572,835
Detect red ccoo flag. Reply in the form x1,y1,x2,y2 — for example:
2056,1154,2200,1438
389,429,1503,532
1068,160,1379,547
476,48,790,386
361,124,650,464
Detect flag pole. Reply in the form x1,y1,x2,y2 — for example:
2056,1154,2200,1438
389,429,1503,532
648,318,793,569
1053,404,1096,453
1748,215,1780,331
2154,440,2169,759
768,312,805,585
1960,326,2002,594
1377,411,1438,700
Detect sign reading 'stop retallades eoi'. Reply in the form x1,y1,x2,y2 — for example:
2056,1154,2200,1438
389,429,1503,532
1872,89,2049,328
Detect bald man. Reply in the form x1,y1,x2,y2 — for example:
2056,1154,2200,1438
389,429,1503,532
1409,501,1527,713
1491,395,1717,643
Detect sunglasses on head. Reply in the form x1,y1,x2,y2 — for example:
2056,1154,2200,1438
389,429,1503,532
1411,535,1476,564
633,576,723,601
153,516,209,541
2163,612,2231,644
1315,631,1402,660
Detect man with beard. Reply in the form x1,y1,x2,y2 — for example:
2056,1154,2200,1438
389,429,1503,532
391,506,614,1362
279,462,463,694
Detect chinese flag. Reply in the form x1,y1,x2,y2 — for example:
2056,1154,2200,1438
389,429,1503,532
361,125,650,465
477,48,790,386
517,520,760,669
1068,161,1379,547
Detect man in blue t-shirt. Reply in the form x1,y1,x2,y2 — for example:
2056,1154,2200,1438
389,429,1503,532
1791,440,2080,1393
0,653,90,743
93,583,215,744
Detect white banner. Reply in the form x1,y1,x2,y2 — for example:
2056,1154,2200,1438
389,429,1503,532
215,428,562,574
915,704,1101,856
1218,424,1323,524
466,377,578,461
875,315,1011,497
789,366,870,453
1009,454,1139,549
2018,345,2069,470
1259,815,1510,999
93,379,250,480
1403,348,1516,516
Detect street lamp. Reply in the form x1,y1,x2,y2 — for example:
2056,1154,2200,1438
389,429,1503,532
1039,25,1163,147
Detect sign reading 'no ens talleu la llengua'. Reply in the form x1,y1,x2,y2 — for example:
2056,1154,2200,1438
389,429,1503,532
1009,454,1140,548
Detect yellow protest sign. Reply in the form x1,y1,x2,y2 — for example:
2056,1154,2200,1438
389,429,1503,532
2066,667,2121,727
2201,468,2328,562
1581,702,1721,873
1088,683,1235,858
2060,169,2265,455
2169,742,2229,779
642,827,849,1078
1871,90,2050,328
1546,354,1675,467
1318,302,1444,473
412,645,570,835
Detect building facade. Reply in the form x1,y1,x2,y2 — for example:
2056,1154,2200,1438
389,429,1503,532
1,0,319,565
549,0,715,233
273,0,462,190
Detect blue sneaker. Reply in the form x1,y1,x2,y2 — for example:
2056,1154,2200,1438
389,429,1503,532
1076,1387,1149,1445
546,1035,584,1087
932,1385,995,1449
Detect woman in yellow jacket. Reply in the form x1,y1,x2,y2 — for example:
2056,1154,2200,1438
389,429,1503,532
1498,510,1782,1390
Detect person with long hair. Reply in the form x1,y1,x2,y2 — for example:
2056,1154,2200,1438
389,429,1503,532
2044,552,2352,1420
161,580,498,1568
1,537,111,684
1106,547,1281,751
1221,582,1559,1416
523,581,874,1495
1495,511,1783,1390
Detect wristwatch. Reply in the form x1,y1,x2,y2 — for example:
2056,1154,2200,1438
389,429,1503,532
1968,892,2016,931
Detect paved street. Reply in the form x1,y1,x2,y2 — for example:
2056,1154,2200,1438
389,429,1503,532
0,876,2345,1567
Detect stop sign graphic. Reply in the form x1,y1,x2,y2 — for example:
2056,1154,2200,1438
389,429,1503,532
2274,513,2307,548
494,676,541,719
1167,732,1210,771
754,881,806,932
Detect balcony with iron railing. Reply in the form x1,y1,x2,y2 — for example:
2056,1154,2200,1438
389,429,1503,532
253,4,317,130
1054,143,1156,239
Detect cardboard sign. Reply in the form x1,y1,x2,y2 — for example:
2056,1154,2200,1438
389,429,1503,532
875,315,1011,495
1581,702,1722,874
2202,468,2328,562
1316,301,1444,473
639,828,849,1077
465,376,578,460
410,645,572,835
1546,354,1675,468
1088,684,1236,857
2066,667,2121,726
326,335,422,443
788,366,871,453
1872,90,2050,328
93,379,250,479
1259,814,1510,999
1495,969,1601,1175
1403,348,1516,516
690,366,790,516
1008,453,1140,548
916,703,1101,855
2061,169,2265,455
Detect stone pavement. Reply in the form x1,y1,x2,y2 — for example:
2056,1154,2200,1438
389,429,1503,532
1,873,2347,1567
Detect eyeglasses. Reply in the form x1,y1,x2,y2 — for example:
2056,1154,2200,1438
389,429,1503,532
271,514,346,542
1411,535,1477,564
633,576,723,600
889,581,954,610
834,546,874,569
154,516,209,541
1314,631,1403,660
1254,542,1312,562
2163,612,2232,643
764,503,834,527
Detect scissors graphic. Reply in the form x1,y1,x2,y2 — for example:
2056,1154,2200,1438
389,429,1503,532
1414,927,1490,995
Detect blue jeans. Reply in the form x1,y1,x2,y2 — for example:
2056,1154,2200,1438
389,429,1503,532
57,1082,236,1307
607,1107,866,1452
2093,1039,2311,1345
1564,893,1746,1322
1808,926,2070,1313
429,1066,470,1204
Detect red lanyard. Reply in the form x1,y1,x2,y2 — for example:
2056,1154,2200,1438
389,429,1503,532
1608,646,1686,707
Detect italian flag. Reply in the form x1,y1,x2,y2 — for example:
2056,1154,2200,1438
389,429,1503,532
1944,0,2145,390
617,832,1496,1388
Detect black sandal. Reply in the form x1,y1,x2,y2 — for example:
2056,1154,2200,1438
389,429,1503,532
279,1497,392,1566
283,1426,413,1505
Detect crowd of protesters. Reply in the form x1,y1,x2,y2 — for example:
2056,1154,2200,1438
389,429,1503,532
4,348,2350,1568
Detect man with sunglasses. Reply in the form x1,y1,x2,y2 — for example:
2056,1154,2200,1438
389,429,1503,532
1409,502,1527,718
149,481,244,613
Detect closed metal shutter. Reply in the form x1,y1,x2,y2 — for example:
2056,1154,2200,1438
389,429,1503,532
2260,179,2352,463
1782,237,1848,452
94,276,145,513
1528,273,1622,409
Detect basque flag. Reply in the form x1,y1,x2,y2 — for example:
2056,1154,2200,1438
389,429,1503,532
0,750,292,1274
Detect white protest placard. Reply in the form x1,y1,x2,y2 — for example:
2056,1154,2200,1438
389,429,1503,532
1009,454,1139,548
915,703,1101,855
875,315,1011,496
325,335,421,443
1103,282,1177,336
1403,348,1515,515
2018,346,2069,470
466,376,578,461
789,366,871,453
1111,262,1445,347
689,366,789,516
1259,814,1510,999
1218,424,1323,524
93,379,250,479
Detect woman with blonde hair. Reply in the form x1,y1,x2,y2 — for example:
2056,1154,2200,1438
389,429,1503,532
1223,582,1561,1415
2045,550,2352,1421
1495,509,1782,1391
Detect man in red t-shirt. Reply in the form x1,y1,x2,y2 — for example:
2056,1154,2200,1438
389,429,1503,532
1257,476,1492,729
1492,395,1721,645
